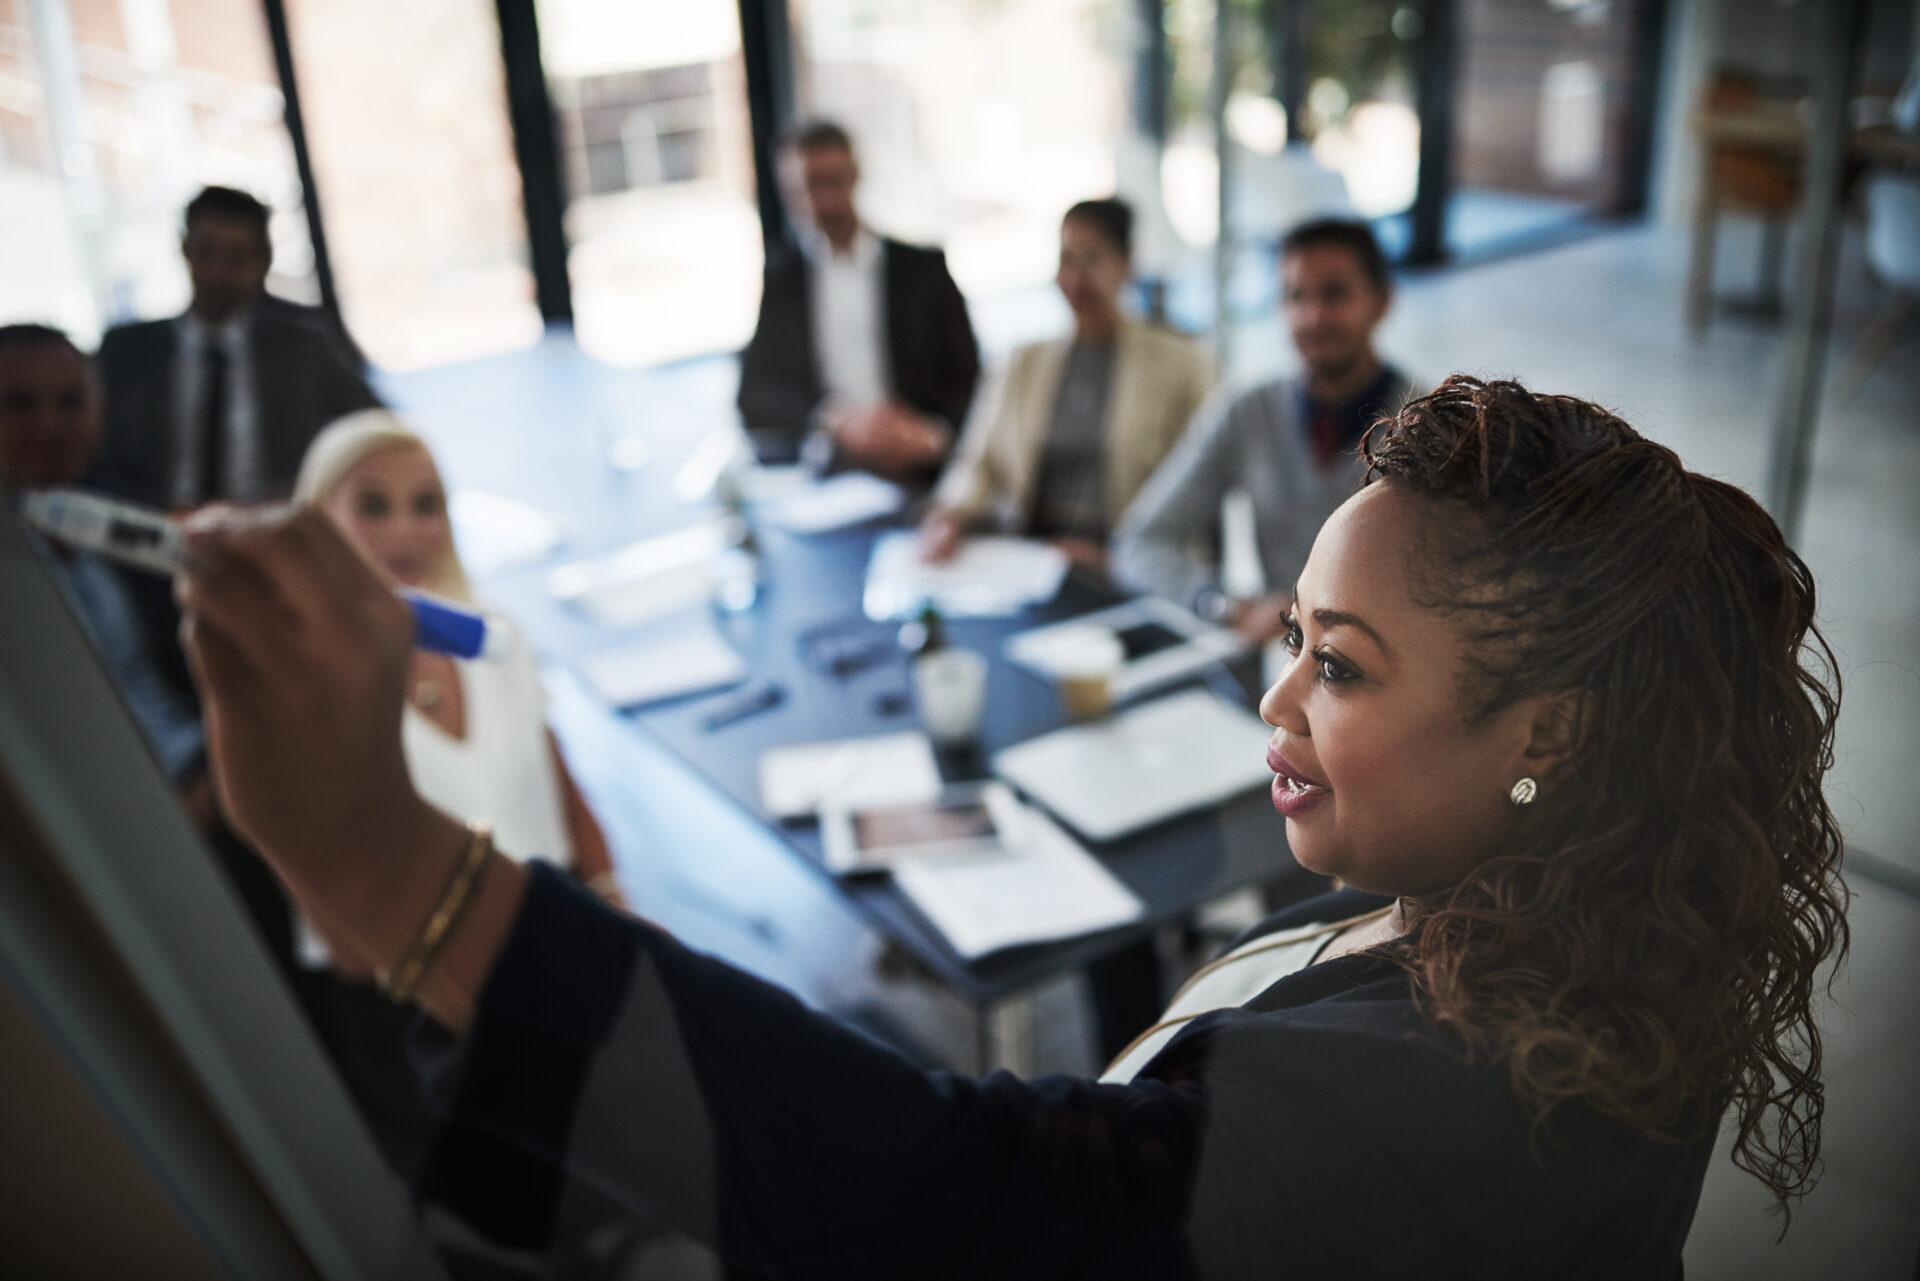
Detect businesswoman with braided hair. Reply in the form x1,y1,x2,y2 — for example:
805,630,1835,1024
177,375,1846,1279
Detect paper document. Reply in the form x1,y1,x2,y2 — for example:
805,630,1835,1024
547,523,727,629
577,615,746,708
449,490,565,577
891,804,1144,959
756,472,904,533
1005,597,1247,704
863,532,1069,621
758,732,944,821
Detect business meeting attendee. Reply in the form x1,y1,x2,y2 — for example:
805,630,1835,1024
1113,217,1414,642
178,375,1846,1278
89,185,381,705
736,120,981,483
92,185,380,511
0,325,204,790
294,409,617,929
920,198,1212,576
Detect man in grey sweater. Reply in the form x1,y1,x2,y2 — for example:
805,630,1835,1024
1112,219,1414,642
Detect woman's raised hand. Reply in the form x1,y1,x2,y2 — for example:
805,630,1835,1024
177,503,470,975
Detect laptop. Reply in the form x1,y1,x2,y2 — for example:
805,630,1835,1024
991,688,1277,842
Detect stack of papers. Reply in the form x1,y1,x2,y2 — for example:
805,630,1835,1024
862,532,1069,621
576,615,746,708
758,732,944,821
891,804,1144,959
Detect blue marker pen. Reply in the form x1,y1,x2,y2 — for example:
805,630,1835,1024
17,488,512,662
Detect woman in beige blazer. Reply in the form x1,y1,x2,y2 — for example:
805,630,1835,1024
921,199,1213,574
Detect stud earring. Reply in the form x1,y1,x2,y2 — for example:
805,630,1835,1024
1508,777,1538,807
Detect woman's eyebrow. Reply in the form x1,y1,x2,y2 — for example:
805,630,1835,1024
1311,608,1392,657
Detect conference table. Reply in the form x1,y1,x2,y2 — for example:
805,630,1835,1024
628,520,1298,1007
391,342,1307,1070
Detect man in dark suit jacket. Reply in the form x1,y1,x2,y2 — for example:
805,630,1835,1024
92,185,379,510
737,122,980,484
92,186,379,699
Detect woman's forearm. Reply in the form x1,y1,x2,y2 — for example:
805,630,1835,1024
411,846,528,1033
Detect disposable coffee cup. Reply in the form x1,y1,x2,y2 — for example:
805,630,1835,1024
1051,627,1126,721
913,647,989,744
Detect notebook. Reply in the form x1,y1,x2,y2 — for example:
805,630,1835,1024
757,732,944,822
576,615,747,708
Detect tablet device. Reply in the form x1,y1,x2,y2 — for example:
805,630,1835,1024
820,782,1023,876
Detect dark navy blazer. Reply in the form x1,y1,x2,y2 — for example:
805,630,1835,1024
735,236,981,472
412,864,1713,1280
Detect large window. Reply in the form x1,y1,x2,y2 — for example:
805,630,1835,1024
790,0,1133,347
537,0,763,368
282,0,542,370
0,0,309,343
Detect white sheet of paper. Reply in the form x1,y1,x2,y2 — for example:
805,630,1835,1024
891,804,1144,959
863,532,1069,620
547,523,726,629
449,490,565,577
757,472,904,533
758,732,944,821
577,616,746,708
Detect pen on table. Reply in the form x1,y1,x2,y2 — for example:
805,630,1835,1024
702,681,785,731
16,488,513,662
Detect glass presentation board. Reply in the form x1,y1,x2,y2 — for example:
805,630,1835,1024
0,508,443,1279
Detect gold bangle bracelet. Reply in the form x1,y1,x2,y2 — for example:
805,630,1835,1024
382,820,493,1004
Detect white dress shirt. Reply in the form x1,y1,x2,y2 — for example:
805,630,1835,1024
806,226,888,408
171,310,263,506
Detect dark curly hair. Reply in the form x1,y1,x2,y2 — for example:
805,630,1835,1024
1360,375,1848,1221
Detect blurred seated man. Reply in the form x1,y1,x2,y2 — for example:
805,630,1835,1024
91,185,380,699
737,121,981,484
92,184,379,511
1111,218,1415,642
0,325,206,800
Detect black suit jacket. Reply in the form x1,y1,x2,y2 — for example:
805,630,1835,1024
92,305,381,508
91,306,380,702
413,871,1713,1280
736,236,980,471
